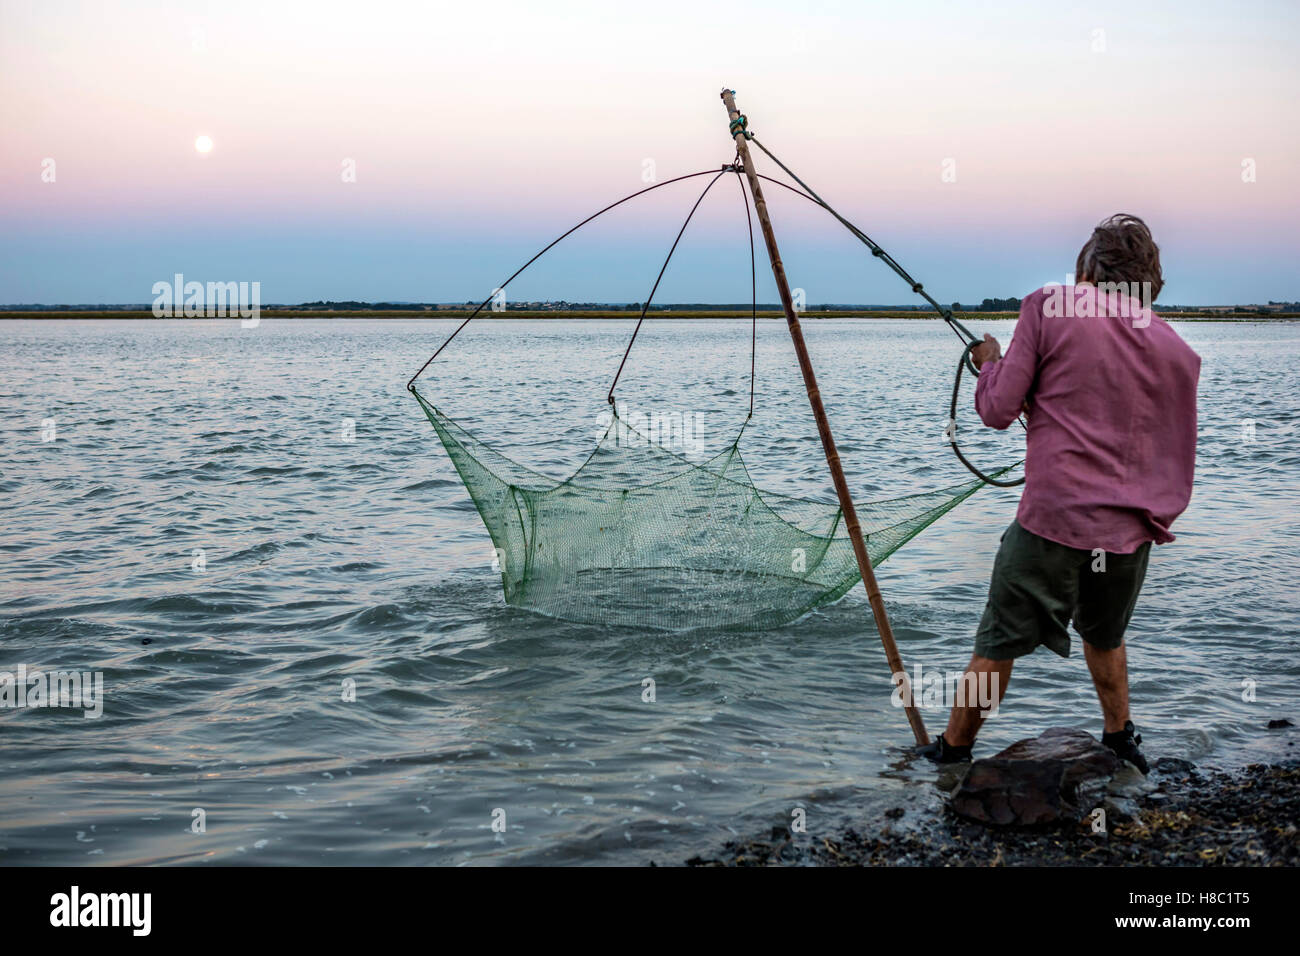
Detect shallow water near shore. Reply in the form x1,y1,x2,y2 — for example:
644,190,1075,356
1,317,1296,865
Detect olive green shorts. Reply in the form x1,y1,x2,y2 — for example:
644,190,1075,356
973,520,1151,660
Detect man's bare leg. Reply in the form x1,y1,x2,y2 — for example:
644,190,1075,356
1083,640,1130,733
943,654,1014,747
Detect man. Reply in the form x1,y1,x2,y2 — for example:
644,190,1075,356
920,214,1200,773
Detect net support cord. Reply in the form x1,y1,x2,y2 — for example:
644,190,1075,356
406,117,1022,488
739,133,1026,487
721,88,929,747
407,165,761,414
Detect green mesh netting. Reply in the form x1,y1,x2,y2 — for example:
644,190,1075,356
414,388,1007,631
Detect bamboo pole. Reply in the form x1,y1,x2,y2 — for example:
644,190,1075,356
720,88,929,746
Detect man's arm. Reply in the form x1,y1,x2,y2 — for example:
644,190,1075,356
973,297,1040,430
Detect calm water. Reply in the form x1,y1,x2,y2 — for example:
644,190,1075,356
1,317,1296,865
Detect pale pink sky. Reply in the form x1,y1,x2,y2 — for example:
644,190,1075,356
1,0,1296,304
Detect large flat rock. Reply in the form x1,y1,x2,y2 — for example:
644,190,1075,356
949,728,1121,826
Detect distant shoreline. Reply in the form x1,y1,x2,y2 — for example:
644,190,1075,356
3,310,1298,322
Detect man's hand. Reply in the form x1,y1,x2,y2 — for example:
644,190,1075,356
971,333,1002,369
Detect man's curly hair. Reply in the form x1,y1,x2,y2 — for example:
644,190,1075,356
1076,213,1163,301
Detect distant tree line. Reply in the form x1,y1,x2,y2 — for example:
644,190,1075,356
950,297,1022,312
295,300,425,310
5,297,1298,315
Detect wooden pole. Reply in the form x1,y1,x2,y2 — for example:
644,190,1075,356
720,88,929,746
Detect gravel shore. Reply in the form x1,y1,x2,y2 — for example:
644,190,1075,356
686,761,1299,867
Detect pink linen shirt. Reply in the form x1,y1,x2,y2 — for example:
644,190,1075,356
974,284,1201,554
